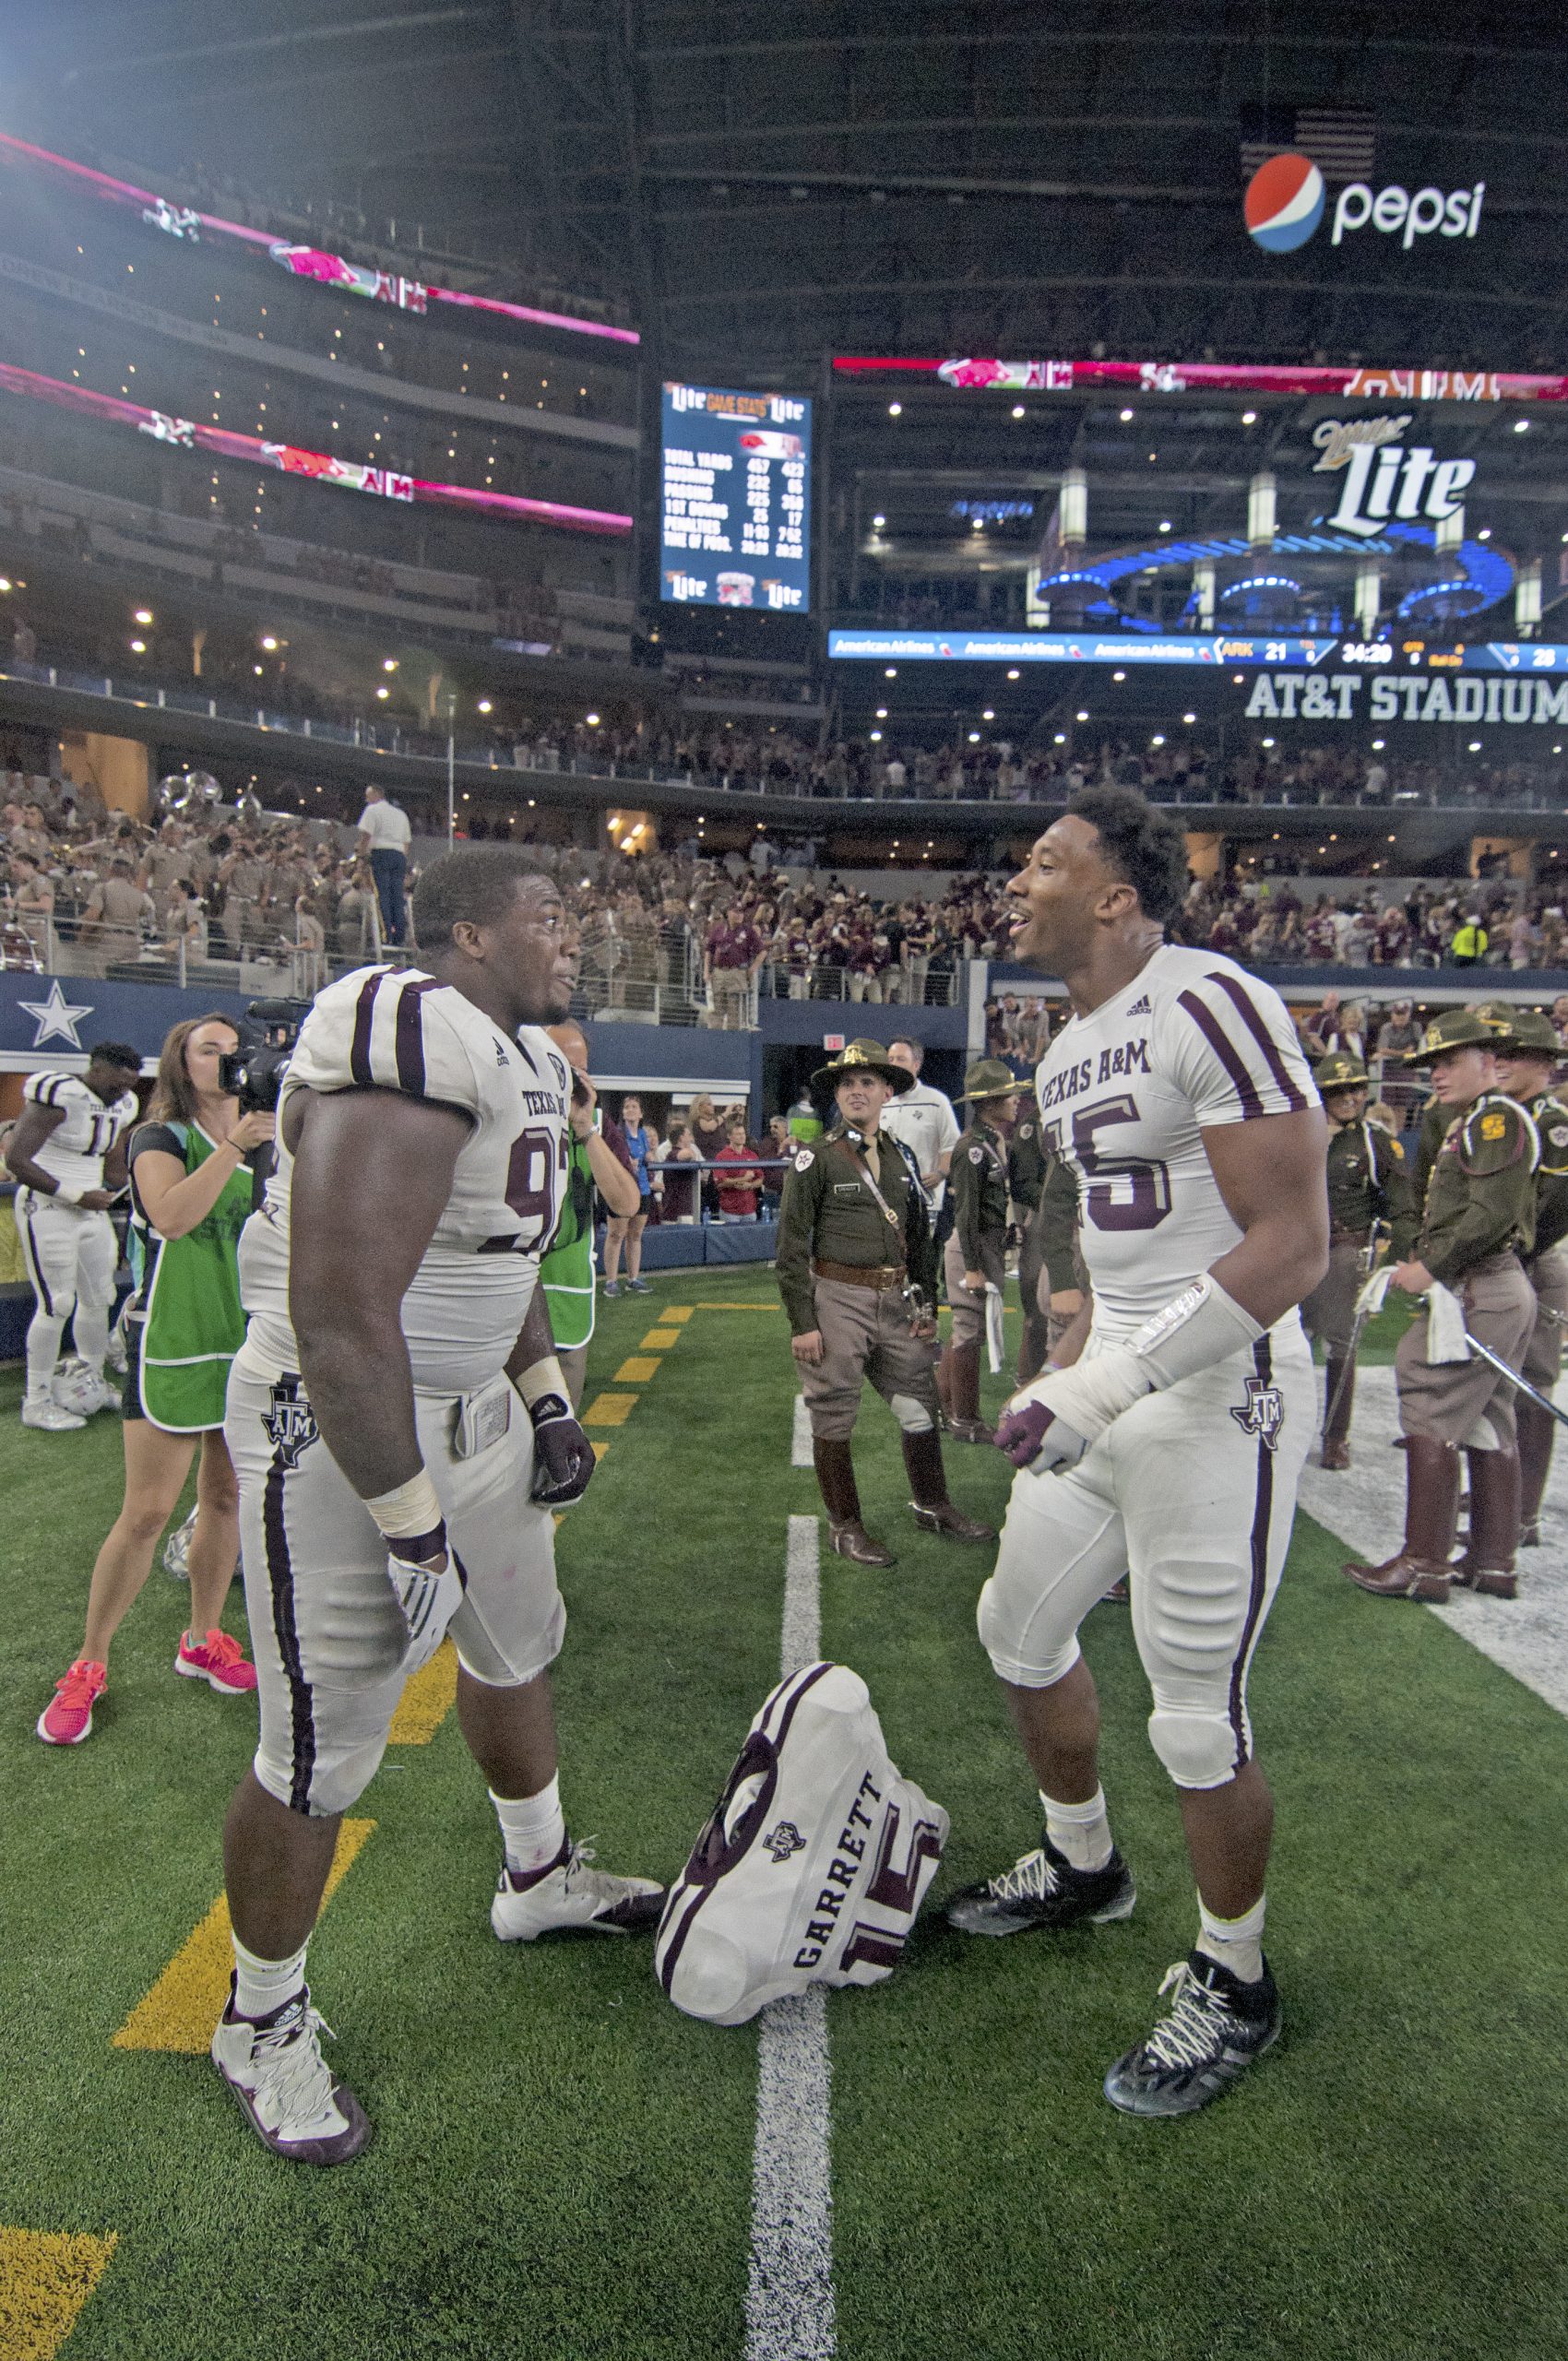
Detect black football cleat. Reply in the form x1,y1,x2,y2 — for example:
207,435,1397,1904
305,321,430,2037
1103,1951,1281,2118
945,1834,1134,1938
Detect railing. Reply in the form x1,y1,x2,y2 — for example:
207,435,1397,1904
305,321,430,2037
756,959,962,1007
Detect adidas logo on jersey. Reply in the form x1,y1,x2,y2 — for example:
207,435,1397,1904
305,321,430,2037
1127,995,1152,1014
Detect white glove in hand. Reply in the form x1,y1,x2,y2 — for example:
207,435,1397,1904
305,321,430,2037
386,1545,465,1674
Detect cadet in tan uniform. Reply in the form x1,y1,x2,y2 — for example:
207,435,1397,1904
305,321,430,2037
939,1059,1019,1444
1345,1012,1538,1602
776,1040,995,1567
1016,1149,1082,1385
1301,1052,1416,1469
1487,1009,1568,1548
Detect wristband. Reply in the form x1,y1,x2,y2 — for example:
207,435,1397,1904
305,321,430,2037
512,1357,570,1423
364,1468,445,1560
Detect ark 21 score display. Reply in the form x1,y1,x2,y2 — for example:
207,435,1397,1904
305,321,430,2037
660,383,812,611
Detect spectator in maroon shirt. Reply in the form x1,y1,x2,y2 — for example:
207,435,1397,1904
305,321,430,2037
705,902,763,1028
714,1119,762,1219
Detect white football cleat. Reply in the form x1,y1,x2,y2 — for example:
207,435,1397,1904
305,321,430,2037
22,1396,86,1432
211,1977,371,2165
491,1838,665,1942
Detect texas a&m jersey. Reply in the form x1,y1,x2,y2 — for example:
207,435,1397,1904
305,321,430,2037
19,1070,138,1194
1034,944,1318,1342
239,964,570,1391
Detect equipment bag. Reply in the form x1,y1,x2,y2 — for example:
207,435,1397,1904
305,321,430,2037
655,1661,948,2025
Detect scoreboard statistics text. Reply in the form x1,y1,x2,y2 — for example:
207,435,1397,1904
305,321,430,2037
659,382,812,611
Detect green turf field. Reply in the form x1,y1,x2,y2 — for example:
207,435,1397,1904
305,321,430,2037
3,1266,1565,2361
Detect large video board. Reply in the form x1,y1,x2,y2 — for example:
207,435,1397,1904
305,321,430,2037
659,383,811,611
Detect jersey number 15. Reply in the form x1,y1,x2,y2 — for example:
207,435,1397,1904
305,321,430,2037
1045,1094,1171,1234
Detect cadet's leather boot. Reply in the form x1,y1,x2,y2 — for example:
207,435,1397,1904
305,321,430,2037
901,1429,996,1544
1451,1446,1521,1598
812,1437,896,1567
1343,1434,1459,1602
1321,1352,1354,1470
944,1342,994,1445
1515,1396,1554,1548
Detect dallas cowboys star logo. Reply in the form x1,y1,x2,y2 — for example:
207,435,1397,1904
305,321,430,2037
17,980,95,1048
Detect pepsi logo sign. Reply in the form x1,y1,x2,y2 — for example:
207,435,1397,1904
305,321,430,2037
1244,154,1325,253
1244,153,1485,255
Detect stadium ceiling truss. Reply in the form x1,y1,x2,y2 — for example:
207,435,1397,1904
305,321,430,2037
14,4,1568,370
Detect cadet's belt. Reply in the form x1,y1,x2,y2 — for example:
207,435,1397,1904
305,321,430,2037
814,1258,906,1292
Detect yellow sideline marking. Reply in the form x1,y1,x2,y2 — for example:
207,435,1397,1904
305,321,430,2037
693,1301,782,1311
613,1356,661,1384
0,2229,117,2361
640,1328,682,1349
591,1439,612,1461
112,1819,375,2055
582,1393,637,1428
660,1306,695,1322
388,1641,457,1744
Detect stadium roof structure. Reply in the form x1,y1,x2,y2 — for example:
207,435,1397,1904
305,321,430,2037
6,1,1568,373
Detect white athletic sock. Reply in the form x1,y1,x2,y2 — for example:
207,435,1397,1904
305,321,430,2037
232,1932,309,2022
73,1301,110,1380
491,1774,566,1879
1041,1786,1113,1873
24,1311,66,1402
1196,1893,1266,1987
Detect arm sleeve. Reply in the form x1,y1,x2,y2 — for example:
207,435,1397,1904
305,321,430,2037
1036,1157,1082,1294
775,1152,826,1334
1422,1107,1537,1286
1165,967,1319,1128
1373,1132,1420,1260
287,970,484,1121
950,1144,984,1268
127,1121,184,1166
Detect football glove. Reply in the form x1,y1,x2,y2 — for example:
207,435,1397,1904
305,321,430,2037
527,1392,596,1507
386,1536,466,1674
993,1395,1093,1474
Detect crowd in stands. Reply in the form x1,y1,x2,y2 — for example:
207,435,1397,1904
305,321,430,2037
3,767,1565,1003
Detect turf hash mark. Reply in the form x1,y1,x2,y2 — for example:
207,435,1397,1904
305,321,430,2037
791,1395,814,1469
745,1513,837,2361
112,1818,376,2054
387,1638,457,1744
613,1357,663,1384
582,1393,638,1428
640,1328,683,1349
0,2230,117,2361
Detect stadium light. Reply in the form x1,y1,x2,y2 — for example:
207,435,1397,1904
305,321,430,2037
1182,712,1196,723
1113,670,1126,682
1011,405,1026,419
134,607,153,624
982,708,994,720
888,402,902,417
1468,739,1482,751
1241,410,1258,425
129,638,146,653
875,706,887,718
1515,419,1529,433
870,730,882,742
477,699,493,714
968,731,980,742
885,668,897,679
587,712,600,725
872,513,886,528
1150,733,1165,746
1076,710,1088,721
1120,407,1134,421
1007,668,1020,680
383,658,398,671
0,578,12,593
261,635,279,651
375,685,389,700
1053,732,1066,743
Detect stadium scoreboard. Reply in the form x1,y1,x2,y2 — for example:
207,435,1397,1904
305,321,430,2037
659,382,812,611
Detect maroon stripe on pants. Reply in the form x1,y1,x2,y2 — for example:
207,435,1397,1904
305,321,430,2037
1177,989,1264,1118
1204,970,1310,1112
1229,1336,1276,1770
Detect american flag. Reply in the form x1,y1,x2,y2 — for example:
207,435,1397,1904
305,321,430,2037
1239,104,1376,184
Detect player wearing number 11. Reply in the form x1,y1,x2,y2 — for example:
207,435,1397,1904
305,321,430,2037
213,848,663,2166
949,789,1327,2118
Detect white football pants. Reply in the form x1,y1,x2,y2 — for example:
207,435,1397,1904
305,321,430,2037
15,1192,118,1399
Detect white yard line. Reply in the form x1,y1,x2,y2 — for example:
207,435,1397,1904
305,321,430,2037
1297,1364,1568,1719
744,1514,836,2361
790,1395,814,1470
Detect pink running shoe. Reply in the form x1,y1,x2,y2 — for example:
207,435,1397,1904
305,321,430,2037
37,1659,107,1745
176,1629,258,1695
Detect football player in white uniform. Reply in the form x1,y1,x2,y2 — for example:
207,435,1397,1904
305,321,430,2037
213,848,663,2166
946,790,1327,2118
8,1043,143,1430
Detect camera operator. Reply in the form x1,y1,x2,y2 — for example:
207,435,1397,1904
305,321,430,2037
36,1014,274,1748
